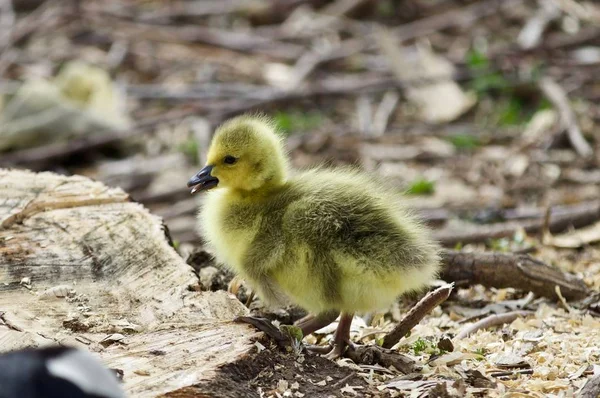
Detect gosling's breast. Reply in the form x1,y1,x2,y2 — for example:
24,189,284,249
198,191,260,270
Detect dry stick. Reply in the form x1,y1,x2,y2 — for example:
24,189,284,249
433,200,600,246
539,77,594,158
440,250,590,301
112,0,252,20
372,91,400,136
544,26,600,50
454,311,532,340
91,16,304,61
382,284,454,349
490,369,534,378
420,200,600,227
95,0,318,23
579,374,600,398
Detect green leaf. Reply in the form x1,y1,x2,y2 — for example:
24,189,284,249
447,134,480,150
466,49,490,70
412,337,428,355
406,179,435,196
280,324,304,343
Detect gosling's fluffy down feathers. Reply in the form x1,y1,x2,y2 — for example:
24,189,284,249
196,116,440,315
201,167,439,313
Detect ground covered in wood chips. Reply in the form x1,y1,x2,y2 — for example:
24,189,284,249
193,343,374,398
2,0,600,396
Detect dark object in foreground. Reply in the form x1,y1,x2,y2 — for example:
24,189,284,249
0,346,123,398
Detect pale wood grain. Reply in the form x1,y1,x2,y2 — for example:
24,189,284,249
0,169,259,397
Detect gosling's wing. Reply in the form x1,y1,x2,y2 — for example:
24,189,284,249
282,181,437,271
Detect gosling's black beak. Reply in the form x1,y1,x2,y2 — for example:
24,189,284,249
187,165,219,194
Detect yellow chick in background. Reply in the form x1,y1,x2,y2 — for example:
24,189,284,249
188,115,440,358
54,61,130,127
0,61,129,151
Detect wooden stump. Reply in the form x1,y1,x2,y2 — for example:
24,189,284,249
0,169,261,397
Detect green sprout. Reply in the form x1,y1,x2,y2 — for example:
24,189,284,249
447,134,480,151
406,179,435,196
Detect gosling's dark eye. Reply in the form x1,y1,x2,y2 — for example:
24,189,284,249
223,155,237,165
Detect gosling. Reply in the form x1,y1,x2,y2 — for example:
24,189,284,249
188,115,440,358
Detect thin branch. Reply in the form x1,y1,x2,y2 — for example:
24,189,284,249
90,16,305,61
382,284,454,349
433,200,600,246
539,77,593,158
454,311,532,340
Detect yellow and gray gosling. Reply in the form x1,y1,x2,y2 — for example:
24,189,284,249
188,115,440,358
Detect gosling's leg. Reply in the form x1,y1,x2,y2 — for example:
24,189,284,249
294,310,339,336
323,312,354,360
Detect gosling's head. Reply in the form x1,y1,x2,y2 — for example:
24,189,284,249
187,115,288,194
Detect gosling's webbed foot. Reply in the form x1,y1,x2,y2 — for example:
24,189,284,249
306,339,353,359
234,316,288,346
324,338,355,360
321,312,355,361
323,344,346,360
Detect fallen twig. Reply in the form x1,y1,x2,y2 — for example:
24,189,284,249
490,369,534,378
382,284,453,349
91,16,304,61
371,91,400,136
454,310,532,340
539,77,593,158
433,201,600,246
440,250,591,301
